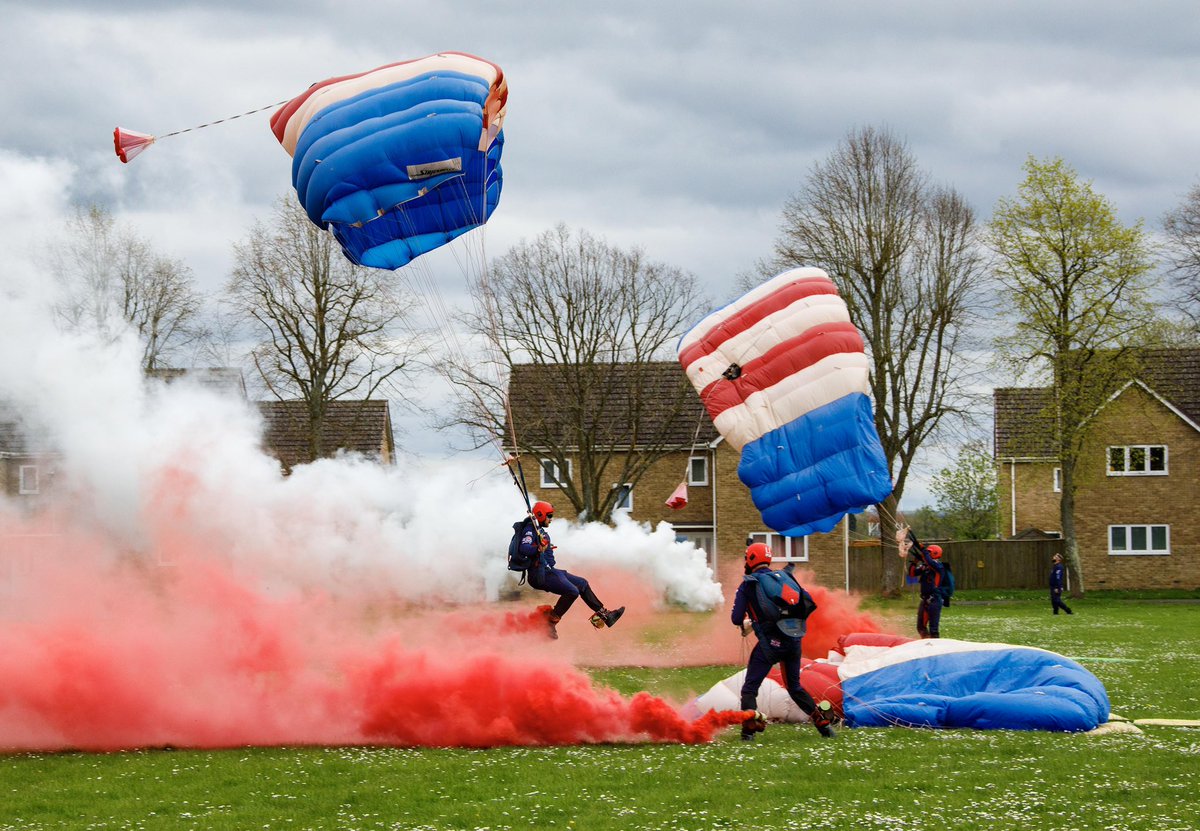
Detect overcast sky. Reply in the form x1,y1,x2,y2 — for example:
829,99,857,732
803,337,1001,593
2,0,1198,505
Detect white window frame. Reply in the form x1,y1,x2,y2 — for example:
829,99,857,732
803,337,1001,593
612,483,633,512
1052,467,1062,493
747,531,809,562
1108,524,1170,556
1107,445,1168,476
18,465,39,495
540,458,571,488
687,455,708,486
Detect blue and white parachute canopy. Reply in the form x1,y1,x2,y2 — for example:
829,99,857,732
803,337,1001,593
678,267,893,536
839,637,1111,731
693,635,1111,733
271,52,506,270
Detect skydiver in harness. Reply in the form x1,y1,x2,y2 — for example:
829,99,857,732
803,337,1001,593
906,531,948,638
731,542,835,740
515,501,625,639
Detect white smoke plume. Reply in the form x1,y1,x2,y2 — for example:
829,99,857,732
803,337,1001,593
0,151,723,612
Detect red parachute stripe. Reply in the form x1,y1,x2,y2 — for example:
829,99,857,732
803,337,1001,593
678,274,840,369
269,51,508,146
697,321,864,420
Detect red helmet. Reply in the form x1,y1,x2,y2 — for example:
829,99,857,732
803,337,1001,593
926,544,943,559
745,542,772,569
532,501,555,524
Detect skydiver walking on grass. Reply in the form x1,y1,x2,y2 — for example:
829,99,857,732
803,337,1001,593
731,542,834,741
1049,553,1073,615
515,501,624,639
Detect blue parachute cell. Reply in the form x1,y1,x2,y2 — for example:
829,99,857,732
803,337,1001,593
841,639,1111,732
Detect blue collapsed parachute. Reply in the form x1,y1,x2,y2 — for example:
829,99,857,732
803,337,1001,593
677,267,893,536
270,52,507,270
692,634,1111,732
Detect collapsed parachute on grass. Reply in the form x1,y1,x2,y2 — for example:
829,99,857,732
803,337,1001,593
270,52,507,270
691,634,1111,732
677,267,892,536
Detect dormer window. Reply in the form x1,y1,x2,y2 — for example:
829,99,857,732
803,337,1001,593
1107,445,1167,476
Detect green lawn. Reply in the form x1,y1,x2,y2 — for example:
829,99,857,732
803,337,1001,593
2,594,1198,831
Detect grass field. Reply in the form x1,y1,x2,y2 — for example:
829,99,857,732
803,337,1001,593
2,592,1197,831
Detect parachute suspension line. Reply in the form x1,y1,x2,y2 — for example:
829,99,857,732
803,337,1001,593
386,184,529,510
444,176,539,514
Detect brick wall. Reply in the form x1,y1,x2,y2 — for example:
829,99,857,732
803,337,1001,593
996,458,1062,537
1073,385,1199,589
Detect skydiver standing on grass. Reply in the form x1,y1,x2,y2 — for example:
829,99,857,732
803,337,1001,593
731,542,834,741
515,501,624,639
906,531,947,638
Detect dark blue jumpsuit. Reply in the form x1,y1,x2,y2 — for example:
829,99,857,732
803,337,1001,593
1049,561,1073,615
908,547,947,638
731,565,821,737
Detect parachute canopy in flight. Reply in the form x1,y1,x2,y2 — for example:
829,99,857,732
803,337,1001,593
693,634,1111,732
677,267,892,536
270,52,507,270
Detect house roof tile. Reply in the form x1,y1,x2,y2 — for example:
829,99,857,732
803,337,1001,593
506,362,719,449
993,347,1200,458
258,399,394,471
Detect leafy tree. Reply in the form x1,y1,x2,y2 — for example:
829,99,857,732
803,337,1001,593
930,441,998,540
901,505,954,542
225,198,420,461
766,125,989,594
50,205,205,370
449,224,709,523
987,156,1159,595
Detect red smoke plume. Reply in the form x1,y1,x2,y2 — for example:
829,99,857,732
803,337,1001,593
0,512,748,752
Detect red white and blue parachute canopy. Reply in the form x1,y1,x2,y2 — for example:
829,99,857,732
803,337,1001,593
694,634,1111,732
677,267,893,536
835,636,1111,731
269,52,507,271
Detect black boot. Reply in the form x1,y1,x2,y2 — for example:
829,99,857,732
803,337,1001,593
543,608,561,640
590,606,625,629
811,701,836,738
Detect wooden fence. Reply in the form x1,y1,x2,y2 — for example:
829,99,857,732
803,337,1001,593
847,538,1064,593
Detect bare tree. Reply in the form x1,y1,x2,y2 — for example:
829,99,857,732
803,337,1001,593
1163,180,1200,328
988,156,1159,595
449,223,710,523
767,125,989,593
50,205,204,370
226,198,419,461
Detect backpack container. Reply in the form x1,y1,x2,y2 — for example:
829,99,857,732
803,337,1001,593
747,570,817,639
507,520,537,572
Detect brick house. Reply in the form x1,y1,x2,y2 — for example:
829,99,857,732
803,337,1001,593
148,368,395,473
506,362,864,586
994,348,1200,589
258,399,395,473
0,410,57,504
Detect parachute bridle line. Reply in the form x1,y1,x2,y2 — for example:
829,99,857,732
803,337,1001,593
155,99,292,140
